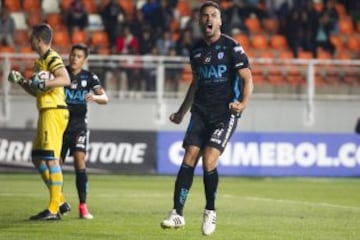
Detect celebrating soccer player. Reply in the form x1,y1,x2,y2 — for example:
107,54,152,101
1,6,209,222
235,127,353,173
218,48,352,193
160,1,253,236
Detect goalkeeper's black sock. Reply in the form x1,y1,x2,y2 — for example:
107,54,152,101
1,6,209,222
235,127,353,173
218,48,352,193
76,169,88,204
173,164,195,216
203,168,218,211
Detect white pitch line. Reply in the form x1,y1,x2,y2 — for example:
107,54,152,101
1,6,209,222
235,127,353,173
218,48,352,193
223,194,360,211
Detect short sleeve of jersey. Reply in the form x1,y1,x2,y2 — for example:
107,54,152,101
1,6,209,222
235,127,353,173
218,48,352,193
89,72,102,90
44,49,65,72
230,42,250,71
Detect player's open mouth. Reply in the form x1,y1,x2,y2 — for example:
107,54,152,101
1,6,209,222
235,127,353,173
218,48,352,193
206,23,213,33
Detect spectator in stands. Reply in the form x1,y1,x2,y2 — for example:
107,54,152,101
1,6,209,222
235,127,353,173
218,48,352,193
152,0,175,35
115,24,139,54
101,0,125,46
222,0,249,35
66,0,88,36
0,7,15,47
185,8,204,41
321,0,339,33
141,0,160,32
175,29,193,56
285,1,318,58
164,46,180,93
313,11,335,57
127,9,151,39
156,30,175,56
138,27,155,55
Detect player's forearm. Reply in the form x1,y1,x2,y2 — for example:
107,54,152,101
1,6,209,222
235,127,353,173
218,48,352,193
241,76,253,107
45,76,71,88
93,94,109,104
177,82,196,115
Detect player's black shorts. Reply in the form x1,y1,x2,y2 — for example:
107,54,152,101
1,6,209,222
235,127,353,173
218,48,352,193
183,109,238,153
61,129,89,161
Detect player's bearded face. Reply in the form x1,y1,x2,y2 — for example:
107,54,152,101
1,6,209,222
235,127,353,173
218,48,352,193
199,6,221,38
30,36,40,52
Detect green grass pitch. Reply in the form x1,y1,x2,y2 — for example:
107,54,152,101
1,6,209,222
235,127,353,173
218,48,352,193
0,173,360,240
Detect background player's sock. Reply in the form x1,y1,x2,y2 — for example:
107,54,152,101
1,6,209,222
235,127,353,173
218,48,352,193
76,169,88,204
173,164,195,216
203,168,218,210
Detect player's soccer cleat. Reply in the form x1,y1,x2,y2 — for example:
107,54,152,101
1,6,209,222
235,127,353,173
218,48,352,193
79,203,94,219
160,209,185,229
59,202,71,215
202,209,216,236
29,209,61,221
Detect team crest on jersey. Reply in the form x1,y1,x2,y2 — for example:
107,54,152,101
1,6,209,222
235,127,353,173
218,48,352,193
218,52,224,59
81,80,87,87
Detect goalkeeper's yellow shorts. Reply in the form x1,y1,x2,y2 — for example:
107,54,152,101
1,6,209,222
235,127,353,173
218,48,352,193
32,108,69,161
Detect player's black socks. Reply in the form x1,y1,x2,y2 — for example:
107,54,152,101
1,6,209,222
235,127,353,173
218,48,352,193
76,169,88,204
173,164,195,216
203,168,218,211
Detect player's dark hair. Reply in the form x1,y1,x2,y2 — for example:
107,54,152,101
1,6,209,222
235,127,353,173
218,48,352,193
71,43,89,58
199,1,221,14
32,24,53,44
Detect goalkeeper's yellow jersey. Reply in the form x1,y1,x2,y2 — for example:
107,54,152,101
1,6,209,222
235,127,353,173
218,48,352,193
33,48,67,110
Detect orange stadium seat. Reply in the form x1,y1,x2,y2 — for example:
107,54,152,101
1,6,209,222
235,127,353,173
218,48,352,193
4,0,21,11
14,30,30,47
82,0,97,13
251,34,268,50
91,31,109,47
336,51,352,59
346,36,359,51
263,18,279,34
72,30,88,44
23,0,41,12
0,46,16,53
270,34,288,50
258,50,275,59
26,11,43,28
47,13,63,29
267,68,285,85
118,0,136,18
60,0,73,12
53,30,71,47
19,46,33,53
329,34,344,50
244,17,262,34
176,0,192,17
233,33,250,49
298,50,313,59
317,49,332,59
339,19,354,35
279,50,294,59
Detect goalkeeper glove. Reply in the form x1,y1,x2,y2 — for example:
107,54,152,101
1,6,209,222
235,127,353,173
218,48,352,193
8,70,25,84
29,74,46,91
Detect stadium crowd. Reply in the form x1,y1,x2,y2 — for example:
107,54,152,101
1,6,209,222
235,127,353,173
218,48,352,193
0,0,359,58
0,0,359,93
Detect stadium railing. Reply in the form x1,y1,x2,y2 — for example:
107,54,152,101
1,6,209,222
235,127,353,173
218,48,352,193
0,53,359,125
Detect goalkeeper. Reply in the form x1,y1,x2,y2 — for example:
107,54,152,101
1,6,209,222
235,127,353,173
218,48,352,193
8,23,71,220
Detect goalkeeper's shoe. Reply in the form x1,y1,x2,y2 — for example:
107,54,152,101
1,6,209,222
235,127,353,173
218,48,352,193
202,209,216,236
59,202,71,215
29,209,61,221
160,209,185,229
79,203,93,219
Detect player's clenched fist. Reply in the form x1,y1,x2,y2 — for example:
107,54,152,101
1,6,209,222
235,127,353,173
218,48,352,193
8,70,25,84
